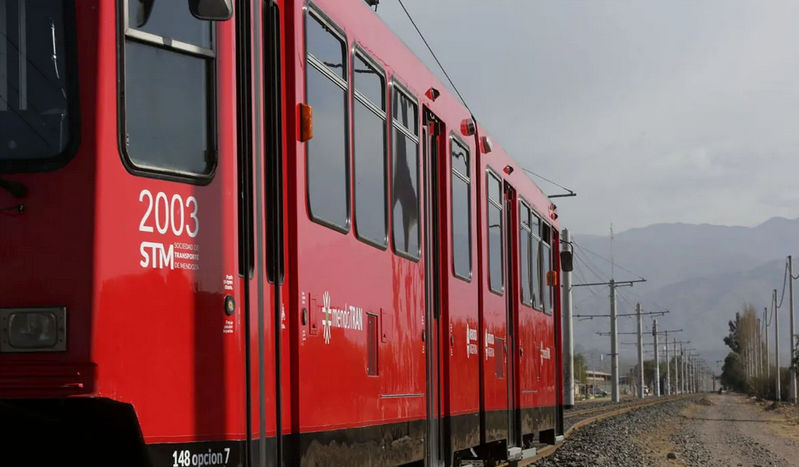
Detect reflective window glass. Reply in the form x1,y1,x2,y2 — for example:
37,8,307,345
128,0,212,48
532,214,542,309
306,65,348,228
487,172,503,293
392,127,419,258
520,203,532,306
451,139,471,279
353,99,387,245
392,89,417,134
542,242,552,315
0,0,75,168
354,55,384,107
306,14,345,79
125,42,210,174
123,0,215,178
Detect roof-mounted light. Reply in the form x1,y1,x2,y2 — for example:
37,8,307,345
480,136,493,154
425,87,440,101
460,118,476,136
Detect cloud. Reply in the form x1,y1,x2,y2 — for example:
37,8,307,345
377,1,799,233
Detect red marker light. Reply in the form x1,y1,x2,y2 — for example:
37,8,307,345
425,87,440,101
460,118,476,136
503,165,514,175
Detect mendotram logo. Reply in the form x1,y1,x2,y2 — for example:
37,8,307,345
321,291,365,344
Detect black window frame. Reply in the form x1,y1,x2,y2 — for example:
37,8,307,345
541,221,554,315
304,7,350,233
351,45,388,250
531,210,544,311
389,78,420,262
450,134,472,282
487,168,504,295
0,0,81,174
117,0,218,185
519,198,533,307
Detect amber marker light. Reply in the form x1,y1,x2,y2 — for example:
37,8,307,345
299,103,313,142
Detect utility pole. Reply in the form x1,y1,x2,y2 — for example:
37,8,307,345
610,279,619,403
574,277,648,404
664,331,670,395
653,319,660,397
637,303,644,398
562,229,574,407
790,256,797,404
775,289,781,402
681,343,686,393
673,339,678,394
765,306,770,378
756,317,762,377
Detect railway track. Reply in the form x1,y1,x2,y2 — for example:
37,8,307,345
517,394,693,466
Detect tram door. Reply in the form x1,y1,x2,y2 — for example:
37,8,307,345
423,109,445,467
504,185,521,448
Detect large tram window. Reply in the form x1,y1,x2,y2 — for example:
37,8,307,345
353,53,387,247
451,138,471,280
487,171,503,294
121,0,216,179
519,201,532,306
0,0,78,171
391,86,419,260
306,13,349,230
532,213,542,310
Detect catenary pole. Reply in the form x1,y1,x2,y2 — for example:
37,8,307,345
765,307,770,378
681,343,686,393
775,289,781,401
789,256,796,404
673,338,679,394
637,303,644,398
653,319,660,397
610,279,619,403
664,330,670,395
562,229,574,407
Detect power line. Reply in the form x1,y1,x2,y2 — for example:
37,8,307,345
394,1,576,201
573,241,645,280
396,0,474,119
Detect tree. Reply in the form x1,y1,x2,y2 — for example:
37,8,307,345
724,312,740,353
721,351,746,391
574,353,587,384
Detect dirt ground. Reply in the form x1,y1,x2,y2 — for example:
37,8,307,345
635,393,799,466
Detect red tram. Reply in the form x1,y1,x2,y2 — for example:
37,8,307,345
0,1,567,466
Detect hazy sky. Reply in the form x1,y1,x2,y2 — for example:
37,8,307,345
377,1,799,235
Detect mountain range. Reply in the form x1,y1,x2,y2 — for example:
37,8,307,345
569,217,799,374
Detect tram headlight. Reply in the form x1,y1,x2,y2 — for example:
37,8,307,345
1,307,66,352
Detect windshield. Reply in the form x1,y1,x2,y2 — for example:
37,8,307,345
0,0,76,170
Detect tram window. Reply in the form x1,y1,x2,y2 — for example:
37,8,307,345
520,202,533,306
306,13,349,230
129,0,212,49
451,138,471,280
531,214,542,310
367,313,379,376
487,171,503,294
542,223,553,315
353,53,387,247
0,0,78,171
122,0,215,179
391,86,420,260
